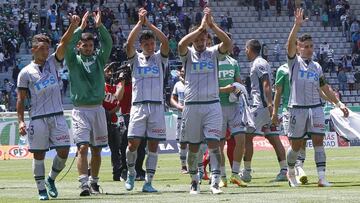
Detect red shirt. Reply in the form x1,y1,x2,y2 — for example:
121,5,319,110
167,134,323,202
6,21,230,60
103,83,121,123
119,82,132,114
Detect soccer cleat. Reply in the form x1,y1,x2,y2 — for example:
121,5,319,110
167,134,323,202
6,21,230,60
120,170,127,182
230,174,248,187
142,182,158,192
181,166,188,174
38,189,49,200
295,166,308,185
219,177,228,188
45,177,58,198
190,181,200,195
318,179,332,187
90,182,101,194
79,183,91,196
210,183,223,194
125,174,136,191
287,169,300,187
240,169,252,183
274,169,288,182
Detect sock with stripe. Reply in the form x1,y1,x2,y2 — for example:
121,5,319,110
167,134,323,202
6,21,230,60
126,147,137,176
49,155,67,180
33,159,46,191
145,152,158,183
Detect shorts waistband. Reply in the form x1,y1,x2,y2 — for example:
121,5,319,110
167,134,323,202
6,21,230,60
185,100,219,105
291,104,322,109
31,112,64,120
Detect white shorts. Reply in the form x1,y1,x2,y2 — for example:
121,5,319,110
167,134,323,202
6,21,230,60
180,102,223,144
250,106,279,136
28,115,70,152
72,105,108,147
222,104,246,139
128,103,166,140
288,106,325,139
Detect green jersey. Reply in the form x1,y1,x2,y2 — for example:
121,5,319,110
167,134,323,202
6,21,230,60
275,63,290,112
218,55,240,106
65,25,112,106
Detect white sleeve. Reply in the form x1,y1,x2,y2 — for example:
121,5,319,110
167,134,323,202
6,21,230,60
17,69,29,89
49,53,63,70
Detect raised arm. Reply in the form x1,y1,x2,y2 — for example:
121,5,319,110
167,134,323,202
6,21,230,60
178,14,207,56
287,8,305,58
92,9,113,62
145,17,169,57
126,8,146,58
55,15,80,61
205,7,231,54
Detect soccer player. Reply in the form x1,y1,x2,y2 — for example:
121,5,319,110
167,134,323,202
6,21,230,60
217,33,247,188
17,15,80,200
178,7,231,194
241,39,287,183
272,63,308,185
286,8,349,187
170,66,188,174
124,8,169,193
65,10,112,196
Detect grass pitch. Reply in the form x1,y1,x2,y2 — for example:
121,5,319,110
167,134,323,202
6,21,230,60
1,147,360,203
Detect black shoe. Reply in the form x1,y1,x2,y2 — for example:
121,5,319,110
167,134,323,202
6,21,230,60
80,184,90,196
120,170,127,182
90,183,101,194
113,174,121,181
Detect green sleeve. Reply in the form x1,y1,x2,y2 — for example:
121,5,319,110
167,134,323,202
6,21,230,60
275,69,285,87
97,25,113,65
64,27,82,68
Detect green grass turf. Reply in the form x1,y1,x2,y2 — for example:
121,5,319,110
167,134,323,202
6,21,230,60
1,147,360,203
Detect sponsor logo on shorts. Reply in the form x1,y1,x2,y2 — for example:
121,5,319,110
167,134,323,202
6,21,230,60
208,129,222,136
55,135,70,141
152,128,166,134
313,123,325,129
96,136,108,141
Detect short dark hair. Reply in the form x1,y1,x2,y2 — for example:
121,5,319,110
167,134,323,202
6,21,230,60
139,30,155,43
246,39,261,55
80,33,94,42
32,34,51,48
298,33,312,42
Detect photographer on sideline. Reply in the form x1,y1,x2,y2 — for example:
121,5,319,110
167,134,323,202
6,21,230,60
102,62,128,181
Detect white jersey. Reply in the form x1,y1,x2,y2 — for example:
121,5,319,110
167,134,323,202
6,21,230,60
288,55,324,107
172,80,185,118
180,45,226,103
249,56,273,108
128,50,168,104
172,80,185,106
17,53,63,119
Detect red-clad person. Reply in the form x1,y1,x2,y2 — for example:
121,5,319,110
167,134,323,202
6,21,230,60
102,63,123,181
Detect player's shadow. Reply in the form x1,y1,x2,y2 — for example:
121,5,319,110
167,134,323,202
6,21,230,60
103,190,187,196
157,178,179,181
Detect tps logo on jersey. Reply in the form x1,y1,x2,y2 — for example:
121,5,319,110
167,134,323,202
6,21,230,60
191,61,215,73
298,70,319,81
34,74,57,94
219,70,235,79
135,66,160,78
